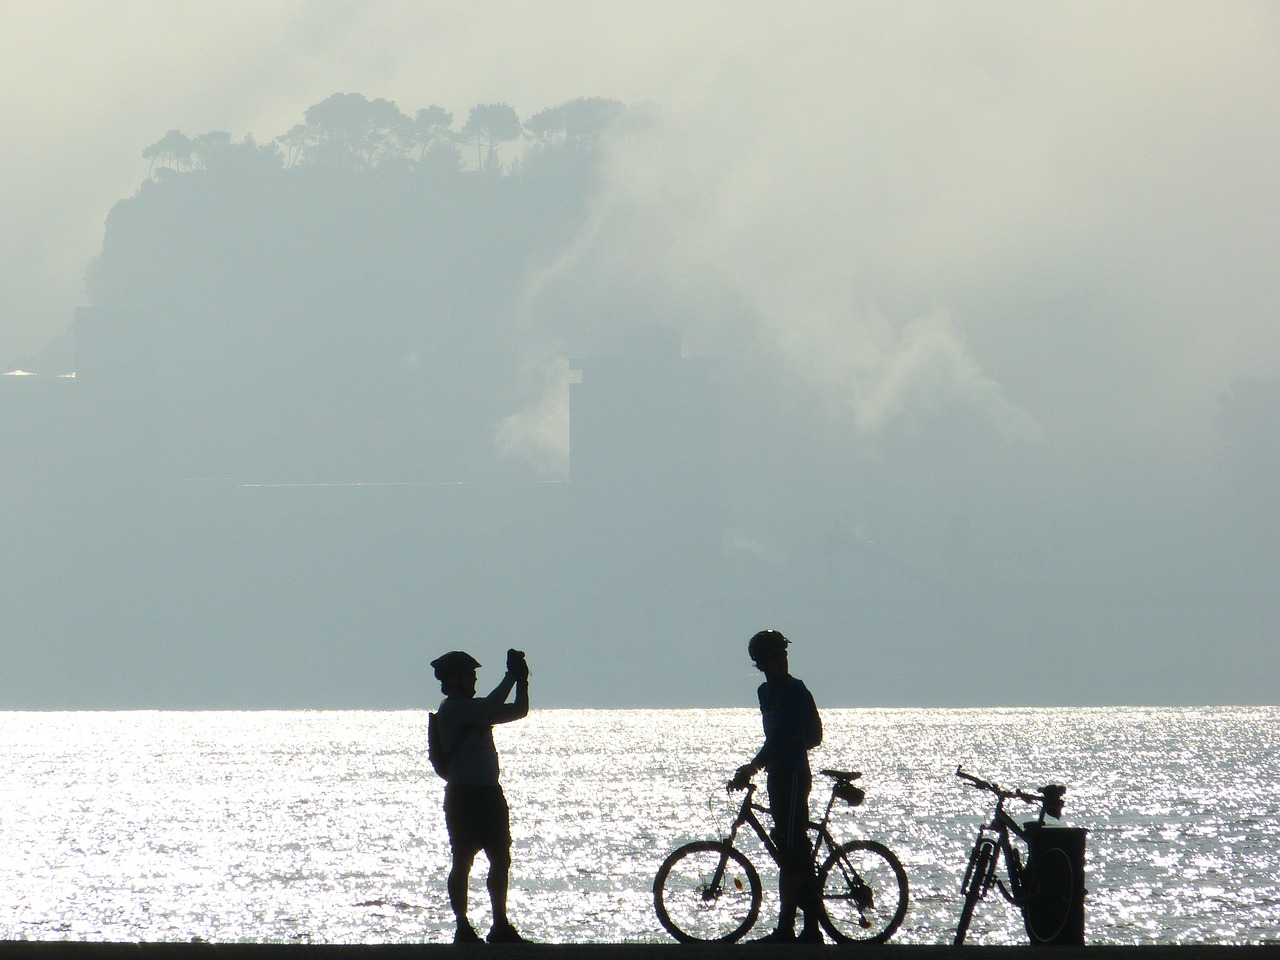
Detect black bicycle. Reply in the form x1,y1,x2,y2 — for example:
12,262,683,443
653,769,909,943
953,766,1074,945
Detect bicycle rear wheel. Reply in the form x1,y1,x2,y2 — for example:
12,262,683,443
815,840,909,943
954,839,997,945
1022,846,1074,943
653,840,762,942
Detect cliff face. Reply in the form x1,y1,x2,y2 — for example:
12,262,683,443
78,159,595,485
1,145,734,709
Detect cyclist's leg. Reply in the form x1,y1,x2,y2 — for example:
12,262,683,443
447,848,475,919
766,770,818,940
478,788,515,933
444,785,485,940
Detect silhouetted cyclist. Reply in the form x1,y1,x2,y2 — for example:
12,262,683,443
728,629,824,943
430,648,530,943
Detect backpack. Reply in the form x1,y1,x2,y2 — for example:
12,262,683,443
427,711,475,779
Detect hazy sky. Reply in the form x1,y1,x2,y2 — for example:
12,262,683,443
6,2,1278,383
3,2,1279,707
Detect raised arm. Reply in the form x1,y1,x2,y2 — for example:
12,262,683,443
483,649,530,724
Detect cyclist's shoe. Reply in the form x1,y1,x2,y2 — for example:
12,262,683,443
453,920,482,944
797,922,823,944
756,927,797,943
486,921,526,943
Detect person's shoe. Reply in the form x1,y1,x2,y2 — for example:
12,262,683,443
755,927,796,943
796,922,823,944
486,921,526,943
453,920,482,944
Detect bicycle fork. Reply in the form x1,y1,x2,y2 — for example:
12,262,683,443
704,821,750,901
963,831,1000,900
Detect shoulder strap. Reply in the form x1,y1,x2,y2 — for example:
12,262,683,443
434,712,480,767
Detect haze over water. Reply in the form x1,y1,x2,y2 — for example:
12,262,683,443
6,5,1280,714
0,706,1273,944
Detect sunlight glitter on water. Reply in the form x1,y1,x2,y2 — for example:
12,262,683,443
0,707,1276,944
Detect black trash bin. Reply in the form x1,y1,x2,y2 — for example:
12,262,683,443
1022,823,1087,945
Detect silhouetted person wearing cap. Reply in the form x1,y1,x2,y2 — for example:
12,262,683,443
728,629,824,943
430,648,530,943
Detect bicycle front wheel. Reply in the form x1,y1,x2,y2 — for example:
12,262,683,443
1022,845,1075,943
815,840,909,943
653,840,762,942
954,839,997,945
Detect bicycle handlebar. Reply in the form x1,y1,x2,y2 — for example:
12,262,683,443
955,765,1047,806
731,768,863,791
956,766,992,791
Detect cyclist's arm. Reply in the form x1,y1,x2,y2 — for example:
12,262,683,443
740,684,786,775
481,672,529,725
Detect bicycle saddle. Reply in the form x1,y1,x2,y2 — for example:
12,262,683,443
819,768,862,782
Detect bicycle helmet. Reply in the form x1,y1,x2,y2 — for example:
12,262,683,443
748,629,790,663
431,650,481,679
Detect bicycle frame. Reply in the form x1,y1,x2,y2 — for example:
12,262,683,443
970,792,1038,905
720,780,851,874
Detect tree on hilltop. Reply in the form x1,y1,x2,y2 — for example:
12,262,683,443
411,105,454,157
526,98,628,146
277,124,310,169
189,131,232,168
143,130,193,175
410,105,462,174
521,98,633,182
144,130,281,178
290,92,413,170
461,103,522,173
524,105,565,145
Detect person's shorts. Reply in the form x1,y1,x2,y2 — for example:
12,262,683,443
767,770,813,867
443,784,511,856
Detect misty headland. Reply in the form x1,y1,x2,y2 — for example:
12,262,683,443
2,93,1276,710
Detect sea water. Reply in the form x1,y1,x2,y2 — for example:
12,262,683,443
0,707,1275,944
